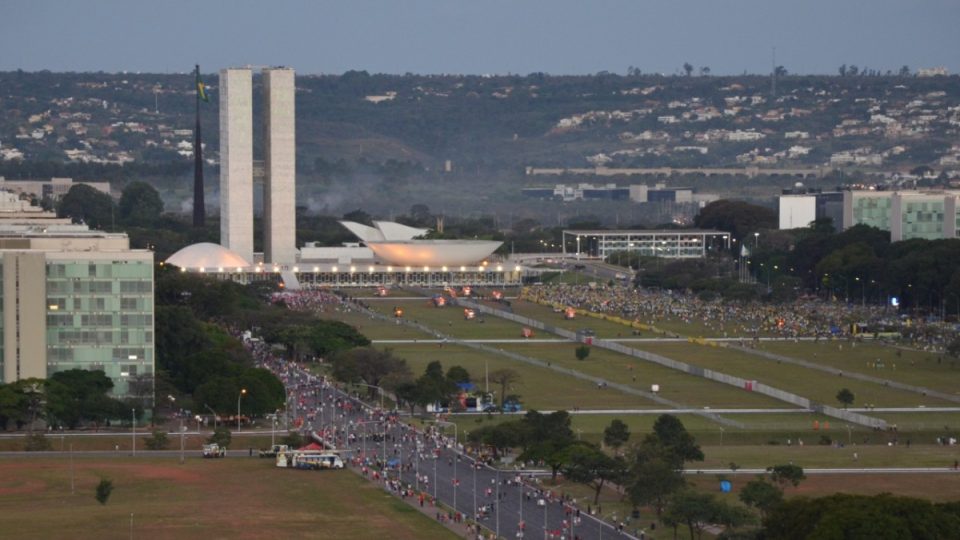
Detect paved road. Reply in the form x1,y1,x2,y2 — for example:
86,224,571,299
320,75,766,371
278,363,637,540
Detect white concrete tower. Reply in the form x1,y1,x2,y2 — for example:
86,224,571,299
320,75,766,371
219,68,254,264
262,67,297,264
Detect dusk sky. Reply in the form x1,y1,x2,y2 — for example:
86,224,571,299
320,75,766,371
2,0,958,76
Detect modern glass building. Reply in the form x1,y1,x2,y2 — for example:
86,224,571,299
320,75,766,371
0,195,154,402
843,190,960,241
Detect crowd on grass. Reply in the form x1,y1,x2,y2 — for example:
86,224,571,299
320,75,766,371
520,284,958,351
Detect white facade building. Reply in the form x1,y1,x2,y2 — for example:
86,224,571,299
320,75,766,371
219,68,254,264
263,68,297,265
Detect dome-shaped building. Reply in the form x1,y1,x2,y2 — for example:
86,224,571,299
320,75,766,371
165,242,251,270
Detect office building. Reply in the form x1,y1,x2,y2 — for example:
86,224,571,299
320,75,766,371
219,66,297,266
219,68,255,264
0,192,153,401
262,67,297,264
842,190,960,241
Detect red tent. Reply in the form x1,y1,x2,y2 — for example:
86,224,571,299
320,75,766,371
298,442,324,451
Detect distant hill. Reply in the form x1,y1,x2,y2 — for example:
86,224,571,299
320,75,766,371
1,70,958,223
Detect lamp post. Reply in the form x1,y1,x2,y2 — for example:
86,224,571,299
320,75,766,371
271,411,278,448
237,388,247,432
204,404,218,430
179,417,185,464
131,408,136,456
753,231,759,250
355,383,385,410
436,420,458,513
495,468,500,539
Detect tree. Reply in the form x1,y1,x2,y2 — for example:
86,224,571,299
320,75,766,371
699,66,710,77
647,414,704,467
95,478,114,505
836,388,855,409
739,478,783,520
838,64,847,76
627,444,686,518
898,65,911,77
662,490,716,540
57,184,116,230
280,431,304,448
575,345,591,361
562,443,627,505
518,410,576,482
0,383,26,430
207,427,232,448
446,365,471,385
603,418,630,454
763,493,960,539
767,464,806,490
330,347,409,397
145,430,169,450
118,181,163,226
683,62,694,77
694,200,776,245
774,65,788,78
488,368,521,410
46,369,119,428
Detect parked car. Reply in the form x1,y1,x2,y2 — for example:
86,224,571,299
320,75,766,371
202,443,226,458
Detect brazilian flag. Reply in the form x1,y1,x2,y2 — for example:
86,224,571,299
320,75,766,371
196,68,209,102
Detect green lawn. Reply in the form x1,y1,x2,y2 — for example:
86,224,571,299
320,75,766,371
366,300,529,340
501,343,786,409
758,340,960,398
318,307,436,340
382,343,663,411
0,457,455,540
630,342,954,408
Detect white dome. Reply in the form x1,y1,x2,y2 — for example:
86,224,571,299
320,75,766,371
166,242,251,270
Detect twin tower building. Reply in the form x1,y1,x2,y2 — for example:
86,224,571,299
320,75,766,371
219,67,296,266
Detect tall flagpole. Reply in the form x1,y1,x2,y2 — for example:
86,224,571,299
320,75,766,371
193,64,206,228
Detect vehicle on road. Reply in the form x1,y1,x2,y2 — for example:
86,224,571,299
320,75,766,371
202,443,226,458
278,451,344,470
259,444,289,458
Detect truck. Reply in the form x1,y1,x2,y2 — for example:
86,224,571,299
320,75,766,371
202,443,226,458
259,444,289,458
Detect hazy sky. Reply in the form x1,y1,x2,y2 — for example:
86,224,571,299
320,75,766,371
2,0,957,76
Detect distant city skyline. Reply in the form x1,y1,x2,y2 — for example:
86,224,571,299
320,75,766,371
2,0,958,76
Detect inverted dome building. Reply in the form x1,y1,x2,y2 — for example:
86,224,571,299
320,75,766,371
334,221,502,267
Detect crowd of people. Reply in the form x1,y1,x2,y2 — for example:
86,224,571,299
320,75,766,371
520,284,956,349
270,290,343,312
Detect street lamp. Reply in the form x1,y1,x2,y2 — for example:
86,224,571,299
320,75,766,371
169,395,184,465
436,420,458,513
204,404,218,430
355,383,385,410
753,231,759,249
237,388,247,432
131,408,136,456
